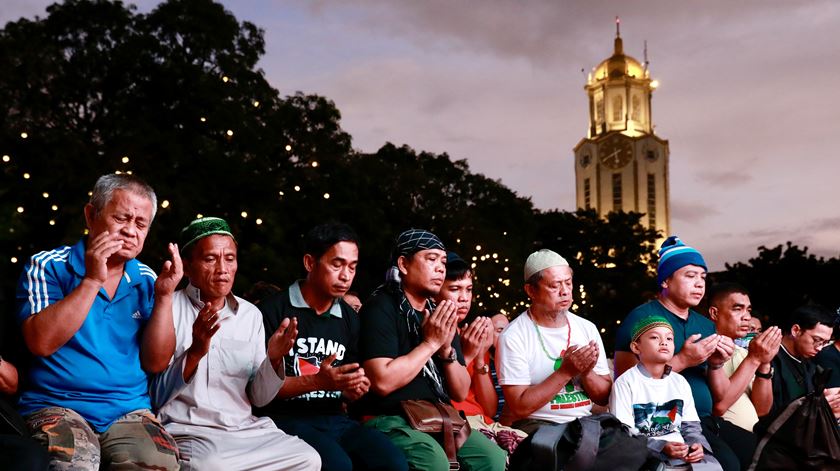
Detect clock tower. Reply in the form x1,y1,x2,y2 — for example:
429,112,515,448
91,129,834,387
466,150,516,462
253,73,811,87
573,21,670,244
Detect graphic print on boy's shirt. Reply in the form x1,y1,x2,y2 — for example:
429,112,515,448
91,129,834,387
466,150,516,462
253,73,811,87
632,399,684,437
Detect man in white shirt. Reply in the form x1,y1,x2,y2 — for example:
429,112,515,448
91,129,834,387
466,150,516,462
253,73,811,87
152,217,320,470
497,249,612,434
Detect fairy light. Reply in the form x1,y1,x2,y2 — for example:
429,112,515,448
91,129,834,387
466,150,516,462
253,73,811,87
253,100,260,107
255,218,263,225
10,257,18,263
20,132,28,139
16,207,24,213
200,117,206,122
2,155,9,162
23,173,30,179
285,145,292,151
161,200,170,209
196,213,203,219
323,193,330,199
294,185,300,192
122,156,130,163
278,191,284,196
240,211,248,218
475,245,482,251
42,192,49,198
311,161,319,168
51,205,58,211
222,76,229,83
226,130,234,137
49,220,55,226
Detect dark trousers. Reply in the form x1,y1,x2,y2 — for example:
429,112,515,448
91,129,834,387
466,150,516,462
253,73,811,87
701,416,757,471
274,414,408,471
0,434,50,471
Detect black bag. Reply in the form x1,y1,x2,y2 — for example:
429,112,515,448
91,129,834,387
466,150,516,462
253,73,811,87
509,413,662,471
0,396,28,436
749,368,840,471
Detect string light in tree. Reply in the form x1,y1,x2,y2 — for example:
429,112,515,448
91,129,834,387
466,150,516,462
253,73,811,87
2,155,9,162
222,76,230,83
10,257,18,263
226,130,234,137
51,205,58,211
252,100,260,108
311,161,319,168
240,211,248,218
200,117,206,123
49,220,55,226
16,207,24,213
323,193,330,199
161,200,170,209
285,145,292,151
255,218,263,225
23,173,30,179
294,185,300,192
42,192,49,198
20,132,28,139
122,156,130,164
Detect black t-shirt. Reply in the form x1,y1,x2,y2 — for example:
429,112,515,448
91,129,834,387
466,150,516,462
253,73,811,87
769,346,816,416
256,285,360,417
357,289,464,416
814,343,840,389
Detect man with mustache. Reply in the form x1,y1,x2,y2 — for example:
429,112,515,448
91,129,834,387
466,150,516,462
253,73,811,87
497,249,612,433
614,236,741,470
15,174,180,470
152,217,319,470
359,229,505,470
257,223,407,471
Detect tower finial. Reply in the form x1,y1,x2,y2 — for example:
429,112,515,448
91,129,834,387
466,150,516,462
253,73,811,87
615,16,621,37
613,17,623,55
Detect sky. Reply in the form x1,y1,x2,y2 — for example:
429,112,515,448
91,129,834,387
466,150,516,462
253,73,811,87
2,0,839,270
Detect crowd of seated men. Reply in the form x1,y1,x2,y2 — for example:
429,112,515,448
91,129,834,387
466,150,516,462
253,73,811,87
1,173,838,470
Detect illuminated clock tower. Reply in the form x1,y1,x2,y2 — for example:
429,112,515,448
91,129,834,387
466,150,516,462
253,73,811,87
573,21,670,244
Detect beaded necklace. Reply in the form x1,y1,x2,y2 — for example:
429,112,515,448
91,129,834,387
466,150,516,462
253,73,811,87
528,309,571,363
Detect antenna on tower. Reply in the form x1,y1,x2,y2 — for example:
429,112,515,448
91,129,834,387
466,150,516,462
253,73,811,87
644,40,649,71
615,16,621,37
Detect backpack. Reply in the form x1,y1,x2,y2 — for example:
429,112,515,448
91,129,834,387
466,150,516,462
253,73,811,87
749,368,840,471
509,413,663,471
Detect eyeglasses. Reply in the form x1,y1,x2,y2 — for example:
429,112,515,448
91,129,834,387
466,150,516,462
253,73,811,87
808,334,831,349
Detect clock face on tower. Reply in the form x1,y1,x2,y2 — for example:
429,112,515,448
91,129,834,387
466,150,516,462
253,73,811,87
599,134,633,169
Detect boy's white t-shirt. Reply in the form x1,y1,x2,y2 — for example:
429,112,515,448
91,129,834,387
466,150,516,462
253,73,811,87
609,364,700,443
497,310,610,424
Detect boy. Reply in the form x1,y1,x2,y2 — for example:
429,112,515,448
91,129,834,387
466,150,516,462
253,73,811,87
610,316,722,470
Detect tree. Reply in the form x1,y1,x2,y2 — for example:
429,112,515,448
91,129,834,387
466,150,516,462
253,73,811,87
715,242,840,326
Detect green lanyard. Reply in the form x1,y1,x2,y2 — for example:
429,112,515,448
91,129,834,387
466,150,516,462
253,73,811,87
529,310,571,370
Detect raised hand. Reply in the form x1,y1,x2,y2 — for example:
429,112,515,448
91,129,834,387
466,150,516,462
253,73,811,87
84,231,125,284
558,340,598,378
188,301,220,359
677,333,719,368
314,353,366,392
708,335,735,368
154,243,183,296
343,373,371,402
748,326,783,364
267,317,298,366
460,316,493,364
421,300,459,353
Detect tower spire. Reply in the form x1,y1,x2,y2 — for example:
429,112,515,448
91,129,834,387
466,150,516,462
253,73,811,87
614,16,623,55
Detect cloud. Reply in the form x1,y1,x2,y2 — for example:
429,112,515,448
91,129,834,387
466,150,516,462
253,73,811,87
695,170,752,187
671,200,719,222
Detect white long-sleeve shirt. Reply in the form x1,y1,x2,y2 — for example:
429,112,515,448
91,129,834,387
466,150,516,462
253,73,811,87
152,284,285,433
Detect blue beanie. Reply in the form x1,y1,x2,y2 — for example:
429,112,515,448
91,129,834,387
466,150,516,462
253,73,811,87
657,236,707,285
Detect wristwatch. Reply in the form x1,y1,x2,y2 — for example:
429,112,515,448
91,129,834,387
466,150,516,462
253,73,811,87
755,366,774,380
475,363,490,375
439,348,457,363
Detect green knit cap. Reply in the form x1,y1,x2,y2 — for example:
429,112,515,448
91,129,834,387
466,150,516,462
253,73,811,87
180,217,236,252
631,315,673,342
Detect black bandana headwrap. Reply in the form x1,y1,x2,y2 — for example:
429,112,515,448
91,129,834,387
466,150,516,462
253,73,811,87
375,229,450,401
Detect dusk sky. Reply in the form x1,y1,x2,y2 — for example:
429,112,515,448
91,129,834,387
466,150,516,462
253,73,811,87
3,1,838,270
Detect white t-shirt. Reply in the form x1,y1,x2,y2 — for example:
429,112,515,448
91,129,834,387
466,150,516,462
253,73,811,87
497,310,610,423
610,364,700,444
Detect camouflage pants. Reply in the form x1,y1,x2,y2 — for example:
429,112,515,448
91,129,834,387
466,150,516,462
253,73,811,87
25,407,179,471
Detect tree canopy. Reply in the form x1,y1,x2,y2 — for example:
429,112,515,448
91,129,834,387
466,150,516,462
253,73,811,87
11,0,825,354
